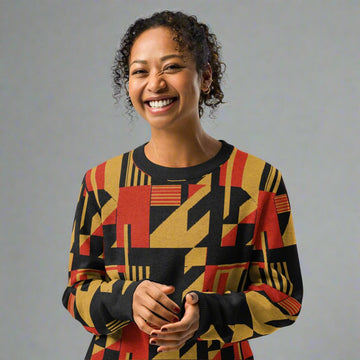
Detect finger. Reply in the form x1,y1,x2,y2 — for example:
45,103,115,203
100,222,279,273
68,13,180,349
139,299,180,328
133,281,181,334
150,328,191,342
185,292,199,305
158,302,199,334
151,284,178,310
145,300,180,325
135,281,180,318
134,315,156,335
139,299,179,326
153,319,192,337
157,345,185,353
146,285,181,315
154,283,176,296
150,339,186,353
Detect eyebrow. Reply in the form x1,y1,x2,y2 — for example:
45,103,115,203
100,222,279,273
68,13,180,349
129,54,184,67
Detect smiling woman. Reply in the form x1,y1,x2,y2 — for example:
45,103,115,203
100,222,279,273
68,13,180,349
62,10,303,360
113,11,225,119
128,27,210,134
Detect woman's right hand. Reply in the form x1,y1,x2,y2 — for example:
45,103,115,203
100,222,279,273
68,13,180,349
132,280,181,335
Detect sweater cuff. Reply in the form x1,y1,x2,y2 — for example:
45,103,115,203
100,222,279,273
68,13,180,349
183,291,211,339
108,280,143,322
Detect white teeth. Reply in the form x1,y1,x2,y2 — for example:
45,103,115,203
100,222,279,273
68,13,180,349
148,98,174,108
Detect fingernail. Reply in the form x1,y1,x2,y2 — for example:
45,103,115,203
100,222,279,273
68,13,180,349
150,332,157,337
173,306,181,313
161,328,168,332
150,339,157,345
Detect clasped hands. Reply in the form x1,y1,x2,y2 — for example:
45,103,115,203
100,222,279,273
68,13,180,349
132,280,200,353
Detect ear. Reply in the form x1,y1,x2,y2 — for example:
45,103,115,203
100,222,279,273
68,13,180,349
200,63,212,92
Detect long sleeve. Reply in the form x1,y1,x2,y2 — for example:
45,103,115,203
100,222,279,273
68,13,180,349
62,173,140,336
193,171,303,344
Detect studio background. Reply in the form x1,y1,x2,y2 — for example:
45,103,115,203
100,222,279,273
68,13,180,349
1,1,359,359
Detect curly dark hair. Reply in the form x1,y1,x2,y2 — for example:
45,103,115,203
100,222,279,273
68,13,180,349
112,10,225,118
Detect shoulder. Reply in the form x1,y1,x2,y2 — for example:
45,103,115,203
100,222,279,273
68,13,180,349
227,143,284,198
82,148,137,199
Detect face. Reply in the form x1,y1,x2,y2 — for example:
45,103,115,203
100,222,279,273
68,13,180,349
128,26,211,131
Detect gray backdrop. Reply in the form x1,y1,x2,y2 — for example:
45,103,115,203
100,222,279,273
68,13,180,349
1,1,359,359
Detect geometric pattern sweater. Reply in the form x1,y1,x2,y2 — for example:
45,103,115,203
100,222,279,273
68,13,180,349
62,141,303,360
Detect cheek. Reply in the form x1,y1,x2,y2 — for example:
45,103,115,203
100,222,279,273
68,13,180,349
128,82,140,104
183,78,202,100
187,74,202,94
128,81,135,96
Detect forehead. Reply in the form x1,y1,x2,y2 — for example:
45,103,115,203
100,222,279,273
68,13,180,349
129,26,183,62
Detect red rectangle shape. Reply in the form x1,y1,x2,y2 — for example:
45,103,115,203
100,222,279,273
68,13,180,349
150,185,181,206
117,186,151,248
274,194,290,214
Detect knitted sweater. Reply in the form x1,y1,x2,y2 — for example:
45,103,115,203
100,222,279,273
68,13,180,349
62,141,303,360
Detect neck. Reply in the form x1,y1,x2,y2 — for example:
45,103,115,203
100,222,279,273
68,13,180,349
145,127,221,168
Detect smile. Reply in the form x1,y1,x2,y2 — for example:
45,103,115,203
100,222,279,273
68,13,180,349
148,98,176,109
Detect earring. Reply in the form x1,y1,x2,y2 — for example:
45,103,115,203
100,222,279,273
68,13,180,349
203,87,211,95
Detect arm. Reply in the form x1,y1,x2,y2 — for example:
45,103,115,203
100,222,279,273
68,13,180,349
62,175,140,335
194,173,303,343
62,173,181,336
152,171,303,349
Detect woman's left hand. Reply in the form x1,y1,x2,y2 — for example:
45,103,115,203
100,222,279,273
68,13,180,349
149,292,200,353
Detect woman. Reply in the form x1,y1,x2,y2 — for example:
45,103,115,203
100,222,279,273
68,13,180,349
63,10,303,360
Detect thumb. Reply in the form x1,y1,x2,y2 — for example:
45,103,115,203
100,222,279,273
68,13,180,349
186,292,199,305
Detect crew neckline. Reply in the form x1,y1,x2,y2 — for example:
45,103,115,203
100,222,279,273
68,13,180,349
132,140,234,181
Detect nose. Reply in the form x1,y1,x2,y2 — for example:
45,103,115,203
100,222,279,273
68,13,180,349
147,72,167,93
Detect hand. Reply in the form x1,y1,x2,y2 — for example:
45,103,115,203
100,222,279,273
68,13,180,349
149,292,200,353
132,280,181,335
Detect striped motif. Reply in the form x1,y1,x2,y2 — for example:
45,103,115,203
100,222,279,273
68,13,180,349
274,194,291,214
150,185,182,206
106,319,129,333
263,166,281,193
278,297,301,316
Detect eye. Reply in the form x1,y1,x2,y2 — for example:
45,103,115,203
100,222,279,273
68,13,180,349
131,69,147,76
164,64,183,72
